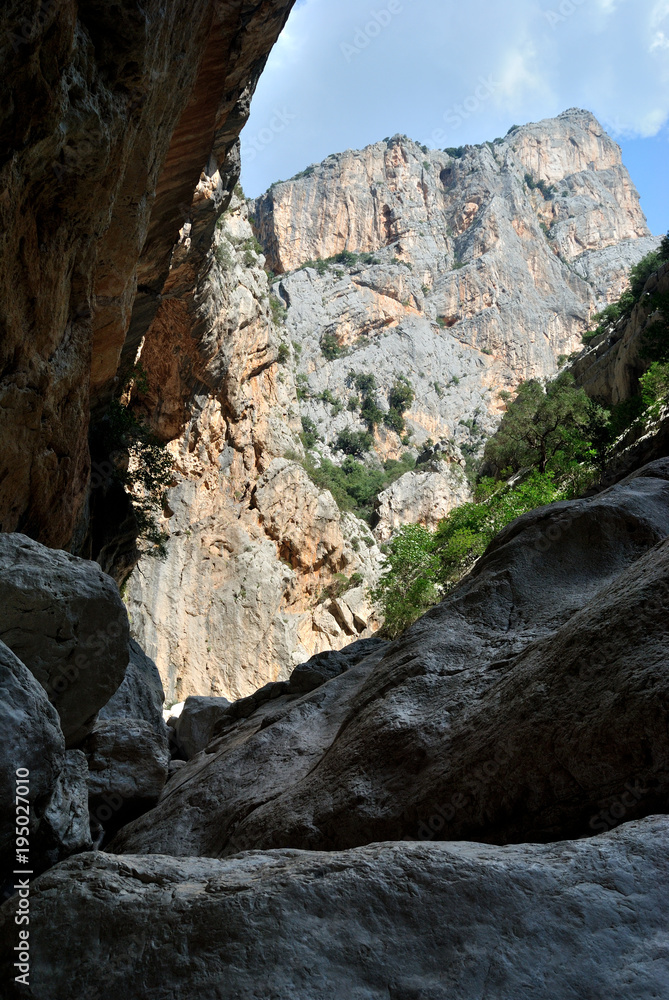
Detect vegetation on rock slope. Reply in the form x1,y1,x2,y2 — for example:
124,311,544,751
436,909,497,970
374,240,669,637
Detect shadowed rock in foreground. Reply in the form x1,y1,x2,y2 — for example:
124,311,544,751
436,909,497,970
2,817,668,999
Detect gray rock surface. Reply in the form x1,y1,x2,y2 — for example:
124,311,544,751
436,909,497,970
374,461,472,541
84,719,169,825
0,640,91,888
111,463,669,857
98,639,167,743
0,533,129,745
171,696,232,759
4,817,669,999
254,110,658,469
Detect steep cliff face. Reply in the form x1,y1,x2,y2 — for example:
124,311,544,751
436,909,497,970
252,110,658,481
0,0,295,550
124,109,660,702
125,196,383,704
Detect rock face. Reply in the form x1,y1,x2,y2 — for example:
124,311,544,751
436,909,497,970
111,462,669,857
122,110,660,703
98,639,167,743
0,640,90,893
170,697,232,760
374,460,471,541
573,261,669,407
251,110,658,466
0,0,296,549
123,197,385,704
3,817,669,999
0,534,129,745
83,720,169,843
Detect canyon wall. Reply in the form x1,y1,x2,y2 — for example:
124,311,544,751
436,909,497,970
0,0,296,549
125,109,660,702
125,194,383,704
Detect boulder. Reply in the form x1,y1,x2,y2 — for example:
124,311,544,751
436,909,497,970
0,534,129,745
0,640,91,895
83,720,170,844
3,818,668,999
111,463,669,857
98,639,166,742
171,696,232,759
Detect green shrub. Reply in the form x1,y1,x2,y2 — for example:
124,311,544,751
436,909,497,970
444,146,465,158
300,416,320,450
321,333,346,361
277,343,290,364
336,429,374,456
270,296,287,325
483,371,593,476
371,525,439,638
659,232,669,261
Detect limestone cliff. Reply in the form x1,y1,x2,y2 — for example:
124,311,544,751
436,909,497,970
125,109,660,702
252,110,658,495
125,195,383,704
0,0,296,549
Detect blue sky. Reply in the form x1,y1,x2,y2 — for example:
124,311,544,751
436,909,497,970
240,0,669,235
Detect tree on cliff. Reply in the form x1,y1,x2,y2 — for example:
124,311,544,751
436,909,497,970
483,372,593,477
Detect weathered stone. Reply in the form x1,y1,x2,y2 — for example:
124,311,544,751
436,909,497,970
83,719,169,843
172,696,232,759
374,462,472,540
111,463,669,857
253,111,658,470
122,111,660,703
0,0,297,549
0,640,90,892
0,534,129,745
98,639,167,743
4,818,669,999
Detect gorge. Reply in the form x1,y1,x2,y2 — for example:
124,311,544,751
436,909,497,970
0,2,668,997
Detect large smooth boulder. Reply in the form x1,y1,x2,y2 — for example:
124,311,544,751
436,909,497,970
0,641,90,895
2,818,668,998
112,462,669,857
0,534,129,745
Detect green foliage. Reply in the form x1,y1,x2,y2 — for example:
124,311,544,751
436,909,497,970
433,381,443,397
295,373,311,400
336,429,374,456
302,452,415,523
659,232,669,261
300,416,320,449
270,296,287,325
423,160,431,171
444,146,465,158
583,247,667,344
640,362,669,415
483,372,593,476
348,395,360,411
525,173,556,199
319,388,343,415
372,472,565,636
384,376,415,434
320,333,347,361
94,399,173,557
371,525,440,638
277,343,290,364
234,182,245,200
